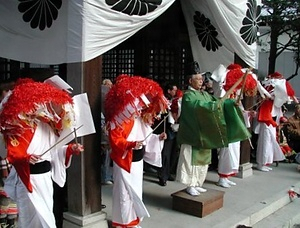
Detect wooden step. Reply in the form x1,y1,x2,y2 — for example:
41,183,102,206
171,188,225,218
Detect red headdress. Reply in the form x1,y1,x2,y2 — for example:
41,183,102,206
0,78,74,136
223,63,257,97
104,75,169,129
264,72,295,97
268,72,283,79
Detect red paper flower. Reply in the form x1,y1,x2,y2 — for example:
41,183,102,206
104,75,169,129
0,78,73,136
268,72,283,79
224,63,257,96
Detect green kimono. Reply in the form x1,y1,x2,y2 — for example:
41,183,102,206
177,89,250,165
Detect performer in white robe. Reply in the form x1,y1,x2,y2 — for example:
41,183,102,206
211,63,259,188
4,122,81,228
0,78,84,228
255,72,298,171
105,75,169,227
255,122,285,171
111,117,165,227
217,105,254,188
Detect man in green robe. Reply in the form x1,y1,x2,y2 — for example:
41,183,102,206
176,71,250,196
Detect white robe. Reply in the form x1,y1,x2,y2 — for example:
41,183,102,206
256,122,285,166
218,142,240,176
4,122,71,228
112,117,163,226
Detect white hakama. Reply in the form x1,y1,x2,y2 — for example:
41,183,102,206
218,141,240,176
112,160,149,225
176,144,208,187
256,123,285,166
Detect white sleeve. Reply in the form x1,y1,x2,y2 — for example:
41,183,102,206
143,134,164,167
51,145,69,187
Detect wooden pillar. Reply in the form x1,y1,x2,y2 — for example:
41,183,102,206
235,55,254,178
63,56,108,228
240,96,255,164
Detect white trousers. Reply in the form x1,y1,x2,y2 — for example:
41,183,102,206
176,144,208,187
256,123,285,166
112,160,149,226
218,142,240,176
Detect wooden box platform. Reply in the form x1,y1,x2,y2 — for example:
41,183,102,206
171,188,225,218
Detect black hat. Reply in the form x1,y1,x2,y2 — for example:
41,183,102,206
187,61,201,75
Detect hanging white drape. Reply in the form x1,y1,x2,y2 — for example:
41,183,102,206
0,0,175,64
180,0,262,72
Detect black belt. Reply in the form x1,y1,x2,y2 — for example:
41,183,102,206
30,160,51,174
132,147,145,162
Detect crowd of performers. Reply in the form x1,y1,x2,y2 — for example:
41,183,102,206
0,61,299,228
103,62,299,227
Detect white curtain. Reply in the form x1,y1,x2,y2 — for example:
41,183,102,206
180,0,262,73
0,0,175,64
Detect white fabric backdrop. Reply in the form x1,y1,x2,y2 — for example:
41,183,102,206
0,0,175,64
181,0,262,73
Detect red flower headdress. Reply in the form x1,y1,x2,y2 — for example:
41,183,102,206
223,63,257,97
104,75,169,129
264,72,295,97
0,78,74,136
268,72,283,79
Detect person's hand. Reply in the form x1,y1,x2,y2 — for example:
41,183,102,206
29,154,41,164
134,141,143,150
159,132,167,140
249,110,256,118
71,143,84,155
235,101,241,107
